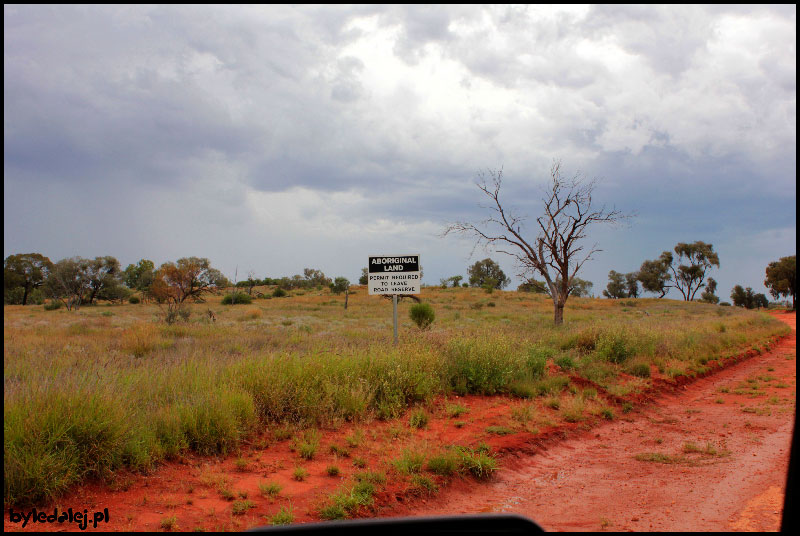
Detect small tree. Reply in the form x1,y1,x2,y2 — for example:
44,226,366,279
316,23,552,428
637,253,672,298
409,302,435,330
602,270,628,299
467,258,510,290
359,267,368,285
150,257,227,318
445,162,628,325
44,257,92,310
699,277,720,304
4,253,53,305
331,277,350,309
123,259,156,294
625,272,640,298
84,256,123,305
730,285,766,309
764,255,796,309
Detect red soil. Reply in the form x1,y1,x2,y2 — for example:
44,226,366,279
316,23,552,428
387,311,797,532
4,312,795,532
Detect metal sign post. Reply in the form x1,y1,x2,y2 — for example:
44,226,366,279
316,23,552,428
392,294,398,345
368,255,420,345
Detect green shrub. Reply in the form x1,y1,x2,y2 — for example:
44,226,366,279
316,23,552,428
43,301,62,311
409,303,435,329
626,362,651,378
272,288,287,298
555,355,575,370
447,337,528,395
595,329,635,364
526,346,552,378
128,295,141,304
222,292,252,305
427,452,460,476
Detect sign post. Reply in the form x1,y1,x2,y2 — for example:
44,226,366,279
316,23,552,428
368,255,420,345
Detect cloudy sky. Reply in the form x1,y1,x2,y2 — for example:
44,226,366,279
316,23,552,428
4,5,796,300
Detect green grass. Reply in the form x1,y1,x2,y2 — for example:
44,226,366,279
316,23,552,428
270,506,294,525
3,291,788,505
326,465,341,477
231,499,255,515
319,481,377,520
392,449,426,474
258,481,282,498
292,467,308,481
409,409,429,429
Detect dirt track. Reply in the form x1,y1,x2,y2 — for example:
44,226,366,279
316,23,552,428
388,311,796,531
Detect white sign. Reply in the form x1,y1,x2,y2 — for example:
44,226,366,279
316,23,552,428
368,255,420,295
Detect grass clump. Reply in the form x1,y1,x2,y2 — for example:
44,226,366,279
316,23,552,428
329,444,351,458
160,515,179,531
634,452,687,464
231,499,256,515
409,409,429,429
259,481,282,498
409,475,438,495
326,465,341,477
446,403,468,418
426,452,460,476
295,429,320,460
270,506,294,525
319,481,376,520
293,467,308,481
354,470,387,485
392,449,426,474
456,447,498,480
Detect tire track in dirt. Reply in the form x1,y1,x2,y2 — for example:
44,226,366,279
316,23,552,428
388,311,796,532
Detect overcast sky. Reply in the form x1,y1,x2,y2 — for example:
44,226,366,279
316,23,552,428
4,5,796,300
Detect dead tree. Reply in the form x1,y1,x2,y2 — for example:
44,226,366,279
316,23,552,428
445,161,630,325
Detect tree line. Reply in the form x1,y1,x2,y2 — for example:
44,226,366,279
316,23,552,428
601,245,794,310
3,254,356,309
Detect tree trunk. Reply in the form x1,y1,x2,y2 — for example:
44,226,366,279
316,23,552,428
553,299,564,326
344,288,349,310
22,284,30,306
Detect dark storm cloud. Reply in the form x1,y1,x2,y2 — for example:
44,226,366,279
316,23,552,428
4,5,795,296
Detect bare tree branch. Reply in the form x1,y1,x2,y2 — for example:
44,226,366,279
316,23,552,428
444,160,633,324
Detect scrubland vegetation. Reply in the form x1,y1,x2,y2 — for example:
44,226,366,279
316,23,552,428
3,286,790,506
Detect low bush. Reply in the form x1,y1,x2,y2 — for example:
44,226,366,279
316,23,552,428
128,295,141,304
409,303,435,329
43,301,62,311
222,292,252,305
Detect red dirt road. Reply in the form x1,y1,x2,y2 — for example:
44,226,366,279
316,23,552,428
388,311,797,531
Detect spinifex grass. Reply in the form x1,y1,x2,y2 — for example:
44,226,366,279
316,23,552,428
3,290,788,505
